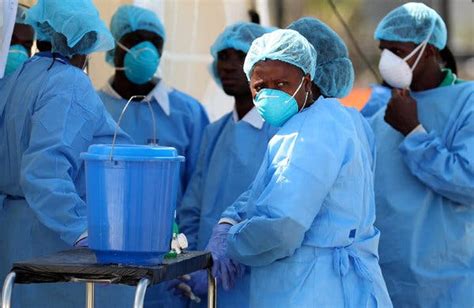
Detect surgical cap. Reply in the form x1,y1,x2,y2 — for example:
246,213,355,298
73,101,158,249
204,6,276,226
16,5,28,24
25,0,114,57
375,2,447,50
243,29,317,81
210,22,270,83
106,5,166,65
288,17,354,98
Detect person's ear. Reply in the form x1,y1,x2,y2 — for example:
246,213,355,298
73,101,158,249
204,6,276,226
424,44,437,59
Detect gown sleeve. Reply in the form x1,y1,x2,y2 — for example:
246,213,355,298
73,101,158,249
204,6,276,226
19,69,115,245
399,103,474,206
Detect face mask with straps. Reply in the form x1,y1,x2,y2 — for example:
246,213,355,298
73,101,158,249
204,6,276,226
378,23,435,90
115,41,160,85
253,76,310,127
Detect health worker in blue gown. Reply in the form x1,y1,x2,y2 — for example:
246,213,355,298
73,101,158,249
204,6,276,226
3,4,35,78
0,0,137,307
98,5,209,202
366,2,474,307
176,22,276,307
96,5,209,308
179,29,392,307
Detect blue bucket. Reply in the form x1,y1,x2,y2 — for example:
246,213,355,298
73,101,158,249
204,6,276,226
81,144,184,265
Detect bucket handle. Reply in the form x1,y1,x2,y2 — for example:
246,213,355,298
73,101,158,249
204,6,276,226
109,95,158,161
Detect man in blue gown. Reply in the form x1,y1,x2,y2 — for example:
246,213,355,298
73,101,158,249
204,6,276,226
98,5,209,202
367,3,474,307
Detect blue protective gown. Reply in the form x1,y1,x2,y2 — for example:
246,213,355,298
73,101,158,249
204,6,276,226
178,109,277,307
98,81,209,202
0,52,136,307
368,82,474,307
360,84,391,118
221,97,392,307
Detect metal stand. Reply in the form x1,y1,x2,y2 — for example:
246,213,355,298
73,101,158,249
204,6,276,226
86,282,94,308
1,274,153,308
1,272,16,308
2,249,212,308
207,269,216,308
133,278,150,308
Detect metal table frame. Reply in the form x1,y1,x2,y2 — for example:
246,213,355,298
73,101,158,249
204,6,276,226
1,250,216,308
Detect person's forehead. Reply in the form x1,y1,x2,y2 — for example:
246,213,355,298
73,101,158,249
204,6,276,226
120,30,163,46
252,60,302,78
379,40,416,50
219,48,244,54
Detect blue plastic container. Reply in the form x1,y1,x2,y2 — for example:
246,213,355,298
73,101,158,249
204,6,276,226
80,144,184,265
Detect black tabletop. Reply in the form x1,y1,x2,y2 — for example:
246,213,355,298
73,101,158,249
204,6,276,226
11,248,212,286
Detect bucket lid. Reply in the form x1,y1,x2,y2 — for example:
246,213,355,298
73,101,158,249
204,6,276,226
80,144,185,162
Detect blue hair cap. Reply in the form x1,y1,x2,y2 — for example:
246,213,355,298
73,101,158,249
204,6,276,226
375,2,447,49
243,29,317,81
288,17,354,98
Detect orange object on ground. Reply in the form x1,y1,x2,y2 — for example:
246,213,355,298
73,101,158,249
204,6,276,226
339,87,371,110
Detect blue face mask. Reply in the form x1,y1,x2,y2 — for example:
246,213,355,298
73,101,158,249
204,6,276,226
5,44,29,76
116,41,160,85
253,77,309,127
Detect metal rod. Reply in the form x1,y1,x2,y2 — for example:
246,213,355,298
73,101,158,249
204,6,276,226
207,269,216,308
86,282,94,308
133,278,150,308
1,272,16,308
109,94,158,161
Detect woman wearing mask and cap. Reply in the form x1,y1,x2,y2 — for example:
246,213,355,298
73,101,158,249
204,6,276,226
178,29,392,307
176,22,276,307
98,5,209,202
367,2,473,307
0,0,135,307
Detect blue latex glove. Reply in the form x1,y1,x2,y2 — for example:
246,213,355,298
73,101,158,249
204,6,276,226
206,223,245,290
74,236,88,247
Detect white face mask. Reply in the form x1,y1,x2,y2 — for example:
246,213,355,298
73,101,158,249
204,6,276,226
378,39,429,89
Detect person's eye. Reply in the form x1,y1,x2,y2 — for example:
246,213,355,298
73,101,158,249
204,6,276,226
393,49,402,56
277,82,285,88
218,53,228,61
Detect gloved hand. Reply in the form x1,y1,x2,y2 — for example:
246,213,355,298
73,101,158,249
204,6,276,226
169,271,207,303
206,223,245,290
74,237,88,247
